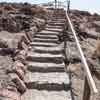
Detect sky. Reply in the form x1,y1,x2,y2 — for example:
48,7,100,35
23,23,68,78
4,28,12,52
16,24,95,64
0,0,100,14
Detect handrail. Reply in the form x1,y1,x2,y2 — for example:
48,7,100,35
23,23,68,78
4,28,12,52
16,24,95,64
66,12,98,94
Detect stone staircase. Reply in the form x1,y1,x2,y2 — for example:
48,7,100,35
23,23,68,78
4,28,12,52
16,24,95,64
21,10,72,100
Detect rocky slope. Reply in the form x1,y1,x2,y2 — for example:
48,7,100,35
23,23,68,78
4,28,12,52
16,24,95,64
0,3,49,100
0,2,100,100
64,10,100,100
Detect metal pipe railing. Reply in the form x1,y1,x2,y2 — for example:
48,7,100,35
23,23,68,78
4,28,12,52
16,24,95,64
66,12,98,94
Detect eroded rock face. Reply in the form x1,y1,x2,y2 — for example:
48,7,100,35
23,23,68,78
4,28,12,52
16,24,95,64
0,13,46,33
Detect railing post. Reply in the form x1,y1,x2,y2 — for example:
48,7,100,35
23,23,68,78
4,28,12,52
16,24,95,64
83,77,91,100
55,0,57,9
67,0,70,13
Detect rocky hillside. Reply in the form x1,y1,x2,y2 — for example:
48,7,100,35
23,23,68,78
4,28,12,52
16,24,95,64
65,10,100,100
0,3,50,100
0,2,100,100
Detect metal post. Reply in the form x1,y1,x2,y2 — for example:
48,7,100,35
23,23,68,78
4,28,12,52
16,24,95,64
83,77,91,100
55,0,57,9
67,0,70,13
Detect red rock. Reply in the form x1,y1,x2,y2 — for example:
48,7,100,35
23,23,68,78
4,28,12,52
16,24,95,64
0,89,20,100
9,73,27,94
13,61,26,74
18,41,28,51
25,31,33,42
19,50,27,56
14,67,25,80
14,54,26,65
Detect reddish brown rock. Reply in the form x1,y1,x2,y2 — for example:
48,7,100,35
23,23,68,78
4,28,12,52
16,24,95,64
13,67,25,80
25,31,33,42
14,50,27,65
18,41,28,50
13,61,26,73
67,63,82,77
9,73,27,94
0,89,20,100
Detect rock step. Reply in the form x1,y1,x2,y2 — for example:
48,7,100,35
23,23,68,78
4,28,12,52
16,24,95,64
52,18,66,21
33,49,63,55
31,44,56,47
49,22,64,24
36,32,59,36
33,39,58,43
48,23,65,26
34,35,58,39
26,57,64,64
27,66,65,72
30,42,57,47
35,34,58,38
44,28,63,32
27,61,65,68
24,72,70,90
38,30,59,34
21,90,72,100
46,25,63,29
27,62,65,72
32,44,64,51
51,17,66,20
27,52,64,58
33,38,58,41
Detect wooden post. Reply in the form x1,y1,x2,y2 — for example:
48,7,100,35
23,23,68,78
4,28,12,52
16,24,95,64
83,77,91,100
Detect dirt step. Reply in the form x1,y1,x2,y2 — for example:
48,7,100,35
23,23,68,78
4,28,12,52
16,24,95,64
24,72,70,90
21,90,72,100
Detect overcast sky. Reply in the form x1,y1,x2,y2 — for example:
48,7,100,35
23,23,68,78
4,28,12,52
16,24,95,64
0,0,100,14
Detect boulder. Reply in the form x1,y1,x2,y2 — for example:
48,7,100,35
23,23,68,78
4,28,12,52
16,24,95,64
0,89,20,100
0,31,24,49
67,63,83,77
13,60,26,73
14,50,27,64
9,73,27,94
65,42,80,62
0,38,8,48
